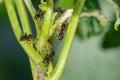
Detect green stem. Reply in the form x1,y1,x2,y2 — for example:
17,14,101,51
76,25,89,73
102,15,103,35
24,0,41,37
14,1,38,79
36,0,54,59
40,0,53,38
49,9,73,37
47,0,86,80
4,0,22,39
15,0,32,34
29,58,38,80
4,0,44,66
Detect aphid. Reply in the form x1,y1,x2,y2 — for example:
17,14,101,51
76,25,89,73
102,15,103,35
27,34,32,41
34,11,45,20
49,50,55,58
58,23,66,40
43,50,55,63
20,33,27,41
20,33,32,41
43,58,49,63
58,35,64,40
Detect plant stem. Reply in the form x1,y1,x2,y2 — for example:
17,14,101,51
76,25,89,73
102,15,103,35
36,0,54,59
14,1,38,79
47,0,86,80
29,58,38,80
15,0,32,34
4,0,44,67
40,0,53,38
4,0,22,39
24,0,41,37
49,9,73,38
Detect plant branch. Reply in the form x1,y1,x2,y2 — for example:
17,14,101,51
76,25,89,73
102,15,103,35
49,9,107,39
40,0,53,38
46,0,86,80
36,0,54,60
4,0,44,67
24,0,41,37
4,0,22,39
49,9,73,37
15,0,32,34
29,59,38,80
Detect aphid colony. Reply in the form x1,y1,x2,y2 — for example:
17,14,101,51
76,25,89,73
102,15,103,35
58,23,66,40
34,11,45,20
20,33,32,41
43,50,55,63
20,8,67,63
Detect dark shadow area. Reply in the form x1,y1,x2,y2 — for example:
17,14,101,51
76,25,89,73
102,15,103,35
102,21,120,49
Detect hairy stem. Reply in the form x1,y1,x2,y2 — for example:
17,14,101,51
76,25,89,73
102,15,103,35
47,0,86,80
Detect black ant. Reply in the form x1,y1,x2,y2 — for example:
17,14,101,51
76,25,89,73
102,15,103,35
34,11,45,20
20,33,32,41
43,50,55,63
58,23,66,40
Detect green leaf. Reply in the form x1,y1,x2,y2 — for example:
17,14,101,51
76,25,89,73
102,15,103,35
103,21,120,48
76,16,103,39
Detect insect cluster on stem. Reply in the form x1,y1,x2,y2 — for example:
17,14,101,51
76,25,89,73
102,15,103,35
20,33,32,41
43,50,55,63
34,11,45,20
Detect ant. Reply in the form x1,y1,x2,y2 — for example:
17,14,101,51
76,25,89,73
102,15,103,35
34,11,45,20
43,50,55,63
20,33,32,41
58,23,66,40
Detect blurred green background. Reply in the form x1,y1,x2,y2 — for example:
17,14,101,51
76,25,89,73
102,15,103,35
1,0,120,80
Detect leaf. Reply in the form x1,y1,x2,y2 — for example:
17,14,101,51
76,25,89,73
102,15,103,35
76,16,103,39
102,21,120,48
